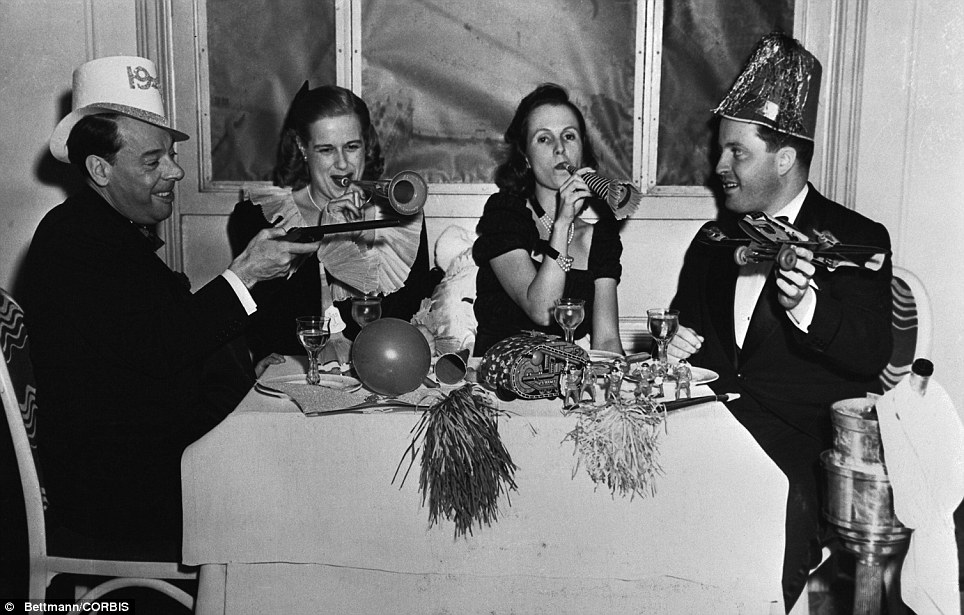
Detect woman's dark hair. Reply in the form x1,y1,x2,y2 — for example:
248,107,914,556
273,83,384,189
494,83,598,197
66,114,124,179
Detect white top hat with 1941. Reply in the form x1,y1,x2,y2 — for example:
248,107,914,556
49,55,189,163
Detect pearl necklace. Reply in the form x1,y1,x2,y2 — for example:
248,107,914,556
538,212,574,244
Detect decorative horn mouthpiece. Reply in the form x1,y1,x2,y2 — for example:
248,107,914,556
557,163,641,220
335,170,428,215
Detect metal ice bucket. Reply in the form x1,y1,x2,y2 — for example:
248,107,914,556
821,398,911,557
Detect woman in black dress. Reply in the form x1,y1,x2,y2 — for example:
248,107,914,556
472,84,624,356
230,83,433,362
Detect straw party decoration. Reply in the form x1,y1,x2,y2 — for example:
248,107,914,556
396,384,518,538
563,397,666,499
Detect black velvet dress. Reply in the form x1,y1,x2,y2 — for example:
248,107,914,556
472,192,623,356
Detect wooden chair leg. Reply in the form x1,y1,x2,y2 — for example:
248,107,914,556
195,564,227,615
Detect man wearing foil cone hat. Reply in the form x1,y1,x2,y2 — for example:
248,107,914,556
668,33,894,611
21,56,321,558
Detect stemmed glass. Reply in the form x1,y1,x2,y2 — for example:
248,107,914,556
647,308,679,377
296,316,331,385
350,294,382,329
553,298,586,344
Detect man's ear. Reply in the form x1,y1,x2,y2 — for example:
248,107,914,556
776,145,797,177
86,155,112,187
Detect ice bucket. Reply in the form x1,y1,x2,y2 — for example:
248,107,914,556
822,397,911,557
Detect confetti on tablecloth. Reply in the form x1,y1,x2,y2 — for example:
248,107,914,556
264,379,443,414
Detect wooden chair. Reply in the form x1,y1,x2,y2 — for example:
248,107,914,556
0,287,196,607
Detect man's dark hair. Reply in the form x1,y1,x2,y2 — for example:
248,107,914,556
756,124,814,168
494,83,599,197
66,114,124,179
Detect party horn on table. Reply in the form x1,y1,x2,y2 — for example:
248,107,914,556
435,348,470,385
661,393,740,412
556,162,641,220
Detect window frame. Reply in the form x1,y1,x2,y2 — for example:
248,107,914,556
189,0,863,221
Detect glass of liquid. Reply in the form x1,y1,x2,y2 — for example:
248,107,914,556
647,308,679,377
351,295,382,329
296,316,331,385
553,298,586,344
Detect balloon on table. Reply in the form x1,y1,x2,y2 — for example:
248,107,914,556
351,318,432,395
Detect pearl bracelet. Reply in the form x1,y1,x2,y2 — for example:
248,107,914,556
556,254,574,272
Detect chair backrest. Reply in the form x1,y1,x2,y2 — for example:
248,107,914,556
0,287,49,564
880,266,932,391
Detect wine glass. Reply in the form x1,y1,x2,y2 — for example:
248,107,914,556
553,298,586,344
351,295,382,329
296,316,331,385
647,308,679,377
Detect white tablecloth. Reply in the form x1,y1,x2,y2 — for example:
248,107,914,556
182,359,788,614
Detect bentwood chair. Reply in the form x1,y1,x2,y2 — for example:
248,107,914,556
791,266,932,615
0,287,196,607
880,266,932,391
799,266,933,615
878,266,931,613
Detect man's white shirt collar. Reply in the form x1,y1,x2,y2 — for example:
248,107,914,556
733,184,811,348
772,184,809,225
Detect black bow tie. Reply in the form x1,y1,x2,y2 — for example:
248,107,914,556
135,224,165,251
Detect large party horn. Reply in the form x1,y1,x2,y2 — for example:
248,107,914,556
557,162,641,220
336,170,428,216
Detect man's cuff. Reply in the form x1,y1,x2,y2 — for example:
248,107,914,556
786,285,817,332
221,269,258,315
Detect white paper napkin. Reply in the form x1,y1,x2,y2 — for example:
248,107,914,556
876,376,964,615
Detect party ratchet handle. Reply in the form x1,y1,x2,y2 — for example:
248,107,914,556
282,218,401,243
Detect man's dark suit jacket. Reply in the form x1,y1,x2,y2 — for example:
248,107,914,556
671,184,893,452
20,186,254,556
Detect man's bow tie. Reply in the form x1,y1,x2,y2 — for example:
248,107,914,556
135,224,165,251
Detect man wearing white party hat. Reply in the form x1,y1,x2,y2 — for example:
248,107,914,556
21,56,320,558
668,32,894,611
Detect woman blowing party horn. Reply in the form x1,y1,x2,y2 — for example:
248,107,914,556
473,84,625,356
230,83,434,363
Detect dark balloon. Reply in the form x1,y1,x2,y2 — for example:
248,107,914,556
351,318,431,395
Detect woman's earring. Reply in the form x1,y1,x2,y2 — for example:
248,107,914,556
524,157,531,170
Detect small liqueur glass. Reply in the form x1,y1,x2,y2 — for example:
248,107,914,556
553,298,586,344
647,308,679,378
296,316,331,385
351,295,382,329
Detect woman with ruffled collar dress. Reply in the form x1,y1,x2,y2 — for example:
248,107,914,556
472,83,624,356
231,83,433,363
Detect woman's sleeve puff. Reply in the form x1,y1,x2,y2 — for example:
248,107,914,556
472,193,534,265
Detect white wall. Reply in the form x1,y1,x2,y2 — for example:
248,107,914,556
857,0,964,404
0,0,136,296
0,0,87,296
